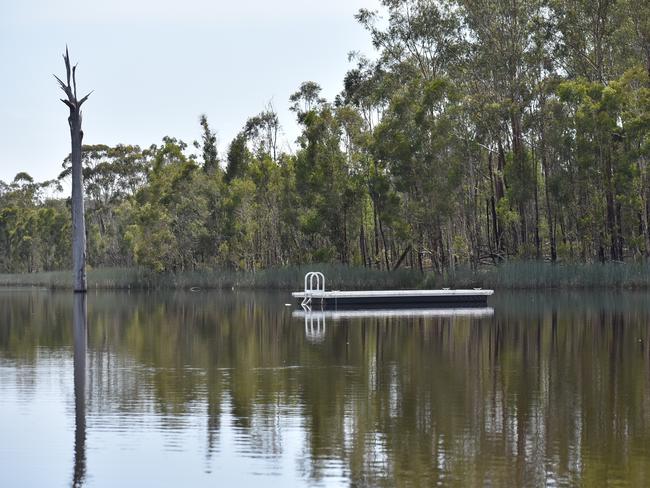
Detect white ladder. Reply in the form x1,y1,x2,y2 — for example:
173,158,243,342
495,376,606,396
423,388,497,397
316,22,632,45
301,272,325,311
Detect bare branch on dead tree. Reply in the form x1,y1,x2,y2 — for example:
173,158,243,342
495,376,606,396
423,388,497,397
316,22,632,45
54,47,92,111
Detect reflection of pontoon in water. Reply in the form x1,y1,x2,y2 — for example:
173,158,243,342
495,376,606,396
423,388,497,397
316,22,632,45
295,307,494,342
293,308,494,320
292,272,494,311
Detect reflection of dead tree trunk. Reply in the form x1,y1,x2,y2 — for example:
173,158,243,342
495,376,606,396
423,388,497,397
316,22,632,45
72,293,87,487
55,47,92,292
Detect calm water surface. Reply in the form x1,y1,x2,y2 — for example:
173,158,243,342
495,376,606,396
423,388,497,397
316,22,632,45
1,290,649,487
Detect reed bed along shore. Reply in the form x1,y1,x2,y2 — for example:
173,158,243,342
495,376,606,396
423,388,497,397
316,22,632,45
0,264,420,290
1,261,650,291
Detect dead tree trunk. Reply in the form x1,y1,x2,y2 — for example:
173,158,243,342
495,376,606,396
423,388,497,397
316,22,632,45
55,47,92,292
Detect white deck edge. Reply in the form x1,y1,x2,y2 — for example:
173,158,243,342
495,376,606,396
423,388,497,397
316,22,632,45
292,289,494,299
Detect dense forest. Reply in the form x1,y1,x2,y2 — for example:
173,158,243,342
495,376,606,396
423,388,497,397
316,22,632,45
1,0,649,274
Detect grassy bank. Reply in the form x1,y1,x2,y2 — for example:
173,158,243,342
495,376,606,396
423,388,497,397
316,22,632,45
1,261,650,290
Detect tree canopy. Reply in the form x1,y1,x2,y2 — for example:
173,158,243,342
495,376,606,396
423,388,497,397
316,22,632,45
1,0,648,274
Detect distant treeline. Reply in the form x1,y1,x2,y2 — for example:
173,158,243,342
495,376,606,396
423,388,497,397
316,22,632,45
1,0,649,275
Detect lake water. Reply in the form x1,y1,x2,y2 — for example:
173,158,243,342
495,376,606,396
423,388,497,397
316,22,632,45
1,289,649,487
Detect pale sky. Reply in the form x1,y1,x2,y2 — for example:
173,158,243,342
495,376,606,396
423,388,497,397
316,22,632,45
0,0,381,184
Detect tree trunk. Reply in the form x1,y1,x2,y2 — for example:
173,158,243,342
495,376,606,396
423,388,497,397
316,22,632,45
342,206,348,264
447,220,455,273
360,220,368,267
540,115,557,262
373,202,380,268
616,201,624,260
496,141,507,254
487,155,500,256
56,48,91,293
511,112,528,249
642,184,650,259
486,198,493,259
392,244,412,271
533,153,541,260
378,217,390,270
605,154,618,261
70,112,87,292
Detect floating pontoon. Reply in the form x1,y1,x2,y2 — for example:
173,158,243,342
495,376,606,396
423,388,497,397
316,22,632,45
293,272,494,311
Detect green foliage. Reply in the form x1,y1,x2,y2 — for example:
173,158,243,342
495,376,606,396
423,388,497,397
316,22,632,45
2,1,650,278
198,114,219,174
225,132,250,183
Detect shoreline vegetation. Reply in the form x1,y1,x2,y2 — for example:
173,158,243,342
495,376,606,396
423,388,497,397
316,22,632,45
2,262,650,291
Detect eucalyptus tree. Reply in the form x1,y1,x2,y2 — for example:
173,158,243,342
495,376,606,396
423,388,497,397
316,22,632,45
125,137,210,271
0,173,70,273
59,144,148,267
198,114,219,175
356,0,465,81
225,132,251,183
55,48,92,292
292,83,356,263
194,116,224,264
460,0,549,256
342,58,403,268
244,105,281,162
289,81,326,117
355,0,469,269
550,0,633,82
624,0,650,76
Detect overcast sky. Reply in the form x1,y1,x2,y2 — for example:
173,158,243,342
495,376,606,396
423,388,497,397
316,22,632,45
0,0,380,184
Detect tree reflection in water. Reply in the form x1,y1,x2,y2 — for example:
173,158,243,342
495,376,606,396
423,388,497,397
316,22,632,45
0,290,649,486
72,293,87,488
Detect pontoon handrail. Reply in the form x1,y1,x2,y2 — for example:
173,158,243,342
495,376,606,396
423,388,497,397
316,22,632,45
304,271,325,295
301,272,325,311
